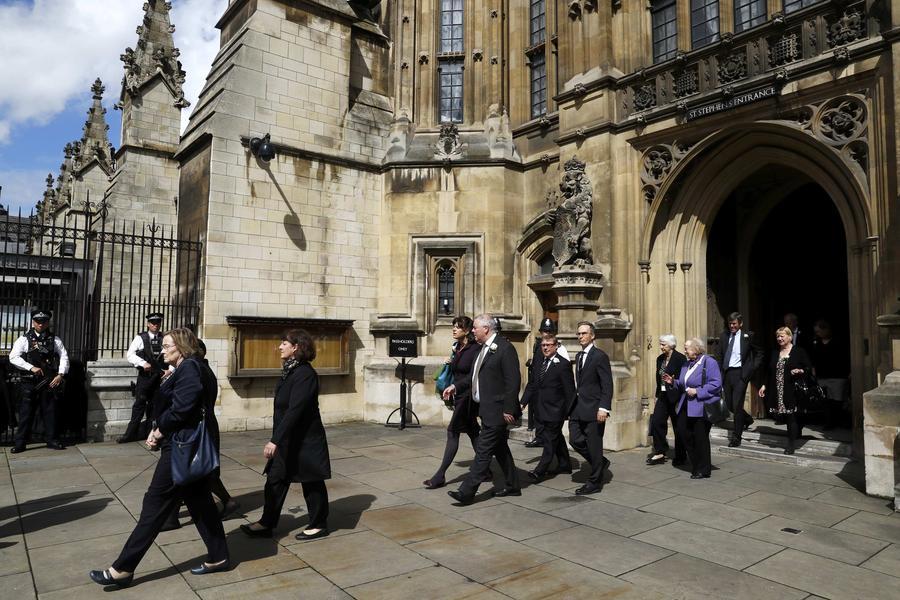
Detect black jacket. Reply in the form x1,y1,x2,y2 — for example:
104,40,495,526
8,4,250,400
571,345,613,420
156,357,211,439
763,346,813,414
655,350,686,404
522,354,575,422
473,335,522,427
266,362,331,483
716,329,763,383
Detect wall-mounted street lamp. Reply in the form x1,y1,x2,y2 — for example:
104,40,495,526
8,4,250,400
249,133,276,163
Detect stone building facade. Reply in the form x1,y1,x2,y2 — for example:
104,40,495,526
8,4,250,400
178,0,899,469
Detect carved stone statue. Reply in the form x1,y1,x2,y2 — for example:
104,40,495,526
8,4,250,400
547,156,593,266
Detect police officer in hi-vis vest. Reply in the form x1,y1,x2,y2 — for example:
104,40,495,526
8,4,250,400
119,312,167,443
9,309,70,453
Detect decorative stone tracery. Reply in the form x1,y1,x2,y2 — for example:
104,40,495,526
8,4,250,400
639,142,692,203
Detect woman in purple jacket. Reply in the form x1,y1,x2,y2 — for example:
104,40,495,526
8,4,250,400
662,337,722,479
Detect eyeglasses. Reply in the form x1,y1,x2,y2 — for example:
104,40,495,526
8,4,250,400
161,344,175,350
540,343,557,347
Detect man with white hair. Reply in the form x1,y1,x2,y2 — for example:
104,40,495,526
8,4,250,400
448,314,522,505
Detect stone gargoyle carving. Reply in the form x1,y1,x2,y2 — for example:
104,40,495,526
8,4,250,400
547,156,593,267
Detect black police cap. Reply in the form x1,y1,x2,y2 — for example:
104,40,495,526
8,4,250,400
31,309,52,322
146,312,164,322
539,317,556,333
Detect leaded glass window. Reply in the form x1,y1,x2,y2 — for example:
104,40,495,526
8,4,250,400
651,0,678,63
530,0,546,47
734,0,766,32
783,0,820,14
691,0,720,49
530,53,547,118
438,60,464,123
437,263,455,315
440,0,464,54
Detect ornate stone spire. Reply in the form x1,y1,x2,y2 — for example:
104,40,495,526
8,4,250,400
74,78,115,174
119,0,189,108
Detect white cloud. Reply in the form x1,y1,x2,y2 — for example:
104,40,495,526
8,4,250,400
0,168,50,214
0,0,226,143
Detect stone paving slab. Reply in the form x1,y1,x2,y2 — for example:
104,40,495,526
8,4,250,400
2,423,898,599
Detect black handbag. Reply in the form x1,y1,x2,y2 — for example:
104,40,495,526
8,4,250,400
699,358,730,423
793,371,827,413
170,407,219,486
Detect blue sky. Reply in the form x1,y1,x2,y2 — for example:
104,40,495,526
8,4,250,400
0,0,226,214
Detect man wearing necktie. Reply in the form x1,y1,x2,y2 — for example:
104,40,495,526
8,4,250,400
523,335,574,481
569,321,613,495
716,312,762,447
448,314,522,505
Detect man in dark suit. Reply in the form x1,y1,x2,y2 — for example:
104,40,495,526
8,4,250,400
523,318,569,448
449,314,522,505
570,321,613,495
716,312,762,447
524,334,574,481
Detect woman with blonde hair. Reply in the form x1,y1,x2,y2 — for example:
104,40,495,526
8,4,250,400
759,326,813,454
90,327,228,587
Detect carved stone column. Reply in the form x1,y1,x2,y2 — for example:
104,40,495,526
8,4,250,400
551,264,605,355
863,313,900,507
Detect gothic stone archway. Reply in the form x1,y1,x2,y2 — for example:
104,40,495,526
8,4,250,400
638,118,876,456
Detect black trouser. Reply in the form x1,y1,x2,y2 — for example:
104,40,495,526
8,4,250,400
723,368,751,440
785,413,801,449
14,380,59,447
459,423,519,495
260,478,329,531
534,420,570,475
649,395,685,460
568,419,606,485
678,410,712,476
123,373,161,439
113,445,228,572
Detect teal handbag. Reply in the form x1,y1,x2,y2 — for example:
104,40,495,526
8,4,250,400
434,363,453,394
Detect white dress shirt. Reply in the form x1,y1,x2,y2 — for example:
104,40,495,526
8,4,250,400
728,330,743,369
471,333,497,403
127,331,160,369
9,334,70,375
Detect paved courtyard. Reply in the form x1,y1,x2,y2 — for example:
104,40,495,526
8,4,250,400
1,423,898,599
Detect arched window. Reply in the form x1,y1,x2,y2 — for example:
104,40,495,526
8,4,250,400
437,262,456,315
651,0,678,63
538,252,555,275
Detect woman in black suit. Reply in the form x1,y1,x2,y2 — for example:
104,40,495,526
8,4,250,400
647,334,687,465
90,328,229,588
759,326,813,454
241,329,331,541
424,315,481,489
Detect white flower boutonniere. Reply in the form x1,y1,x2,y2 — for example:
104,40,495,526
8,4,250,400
488,343,498,353
551,357,560,364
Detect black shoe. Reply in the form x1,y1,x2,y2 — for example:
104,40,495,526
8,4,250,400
219,499,242,520
527,470,543,481
492,488,522,497
423,478,446,490
671,458,686,467
784,447,795,455
190,560,230,575
10,446,25,454
239,523,273,538
728,439,741,448
556,467,573,475
602,457,611,471
116,435,138,444
524,439,541,448
646,455,666,465
690,473,711,479
294,528,329,541
575,483,602,495
46,441,66,450
447,490,475,505
89,569,133,588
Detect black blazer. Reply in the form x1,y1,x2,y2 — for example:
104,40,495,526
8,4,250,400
450,339,479,403
522,354,575,422
473,335,522,427
655,350,686,404
572,345,613,420
156,357,210,439
716,329,763,382
762,346,813,414
266,362,332,483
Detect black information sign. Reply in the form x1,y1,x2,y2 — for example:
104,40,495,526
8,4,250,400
388,333,418,358
686,86,777,121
